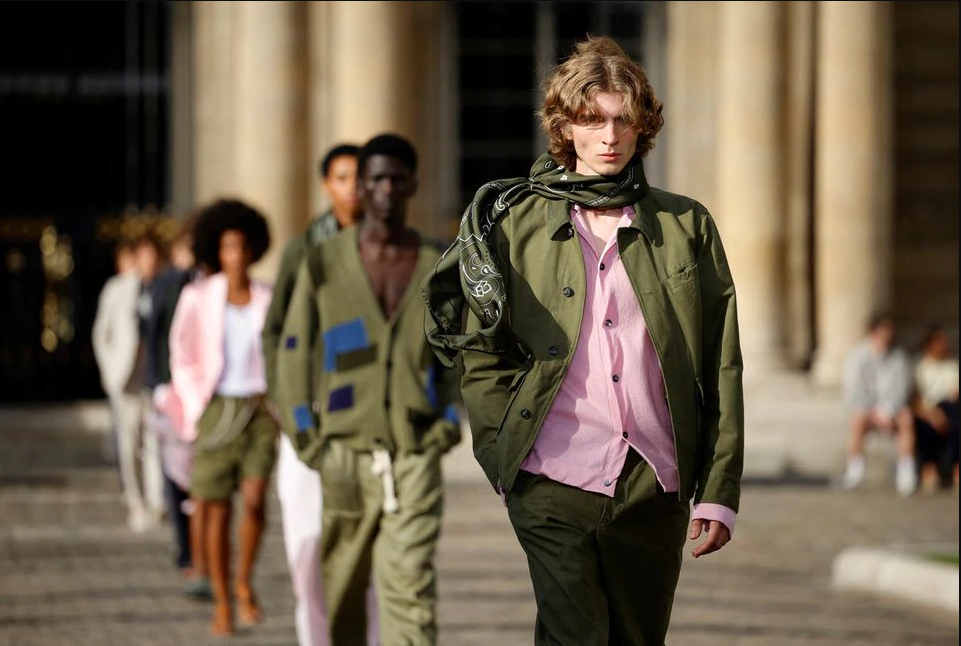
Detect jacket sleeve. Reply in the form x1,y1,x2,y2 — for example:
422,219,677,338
693,210,745,512
168,284,205,441
424,355,464,455
91,280,114,390
262,237,306,404
842,345,871,410
879,349,912,415
275,258,322,458
457,310,527,491
154,271,190,386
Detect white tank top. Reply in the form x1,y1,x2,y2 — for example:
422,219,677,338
215,302,266,397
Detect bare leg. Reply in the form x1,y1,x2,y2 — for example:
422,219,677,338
894,408,916,459
236,477,267,625
206,499,233,636
920,463,941,493
894,408,918,496
189,498,208,578
838,413,873,490
848,412,872,457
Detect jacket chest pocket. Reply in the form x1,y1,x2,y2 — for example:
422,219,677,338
666,261,698,295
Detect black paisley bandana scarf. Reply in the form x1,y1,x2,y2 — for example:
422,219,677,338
423,151,649,367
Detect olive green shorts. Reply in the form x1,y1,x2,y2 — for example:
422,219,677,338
190,395,278,501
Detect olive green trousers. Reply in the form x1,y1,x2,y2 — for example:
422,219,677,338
318,441,444,646
507,450,691,646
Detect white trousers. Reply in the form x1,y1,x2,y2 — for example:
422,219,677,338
277,435,379,646
112,391,164,520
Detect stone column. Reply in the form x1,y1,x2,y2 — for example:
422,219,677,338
233,0,309,282
307,1,335,220
665,1,719,216
785,0,815,367
168,0,194,216
408,2,457,240
192,0,238,205
326,1,450,238
714,1,786,379
329,1,417,141
812,1,893,386
642,0,668,189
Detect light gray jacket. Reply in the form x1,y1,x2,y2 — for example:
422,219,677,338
842,340,912,415
91,272,141,396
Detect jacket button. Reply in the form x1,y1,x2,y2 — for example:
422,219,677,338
520,409,532,420
622,431,629,439
604,319,613,328
566,224,574,238
548,346,559,356
612,374,620,383
562,287,574,298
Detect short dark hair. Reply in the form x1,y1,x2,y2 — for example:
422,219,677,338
319,143,361,179
130,231,166,261
131,231,162,252
115,238,136,256
867,311,895,332
357,133,418,177
191,198,271,273
921,324,946,351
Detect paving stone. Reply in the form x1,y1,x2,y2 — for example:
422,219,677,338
0,421,958,645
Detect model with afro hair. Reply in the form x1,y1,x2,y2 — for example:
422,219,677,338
191,199,271,274
167,196,277,636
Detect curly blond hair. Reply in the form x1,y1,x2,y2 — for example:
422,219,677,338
539,35,664,170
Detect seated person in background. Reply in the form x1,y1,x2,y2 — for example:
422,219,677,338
911,325,959,493
839,313,917,496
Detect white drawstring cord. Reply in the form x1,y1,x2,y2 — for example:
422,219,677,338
371,449,399,513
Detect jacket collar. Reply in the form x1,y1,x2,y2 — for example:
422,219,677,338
546,196,657,244
544,162,654,243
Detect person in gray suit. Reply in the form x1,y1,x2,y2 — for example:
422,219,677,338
92,233,166,532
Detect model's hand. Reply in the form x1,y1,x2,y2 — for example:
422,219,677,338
926,406,950,434
689,518,731,558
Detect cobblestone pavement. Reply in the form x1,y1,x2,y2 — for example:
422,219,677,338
0,425,958,646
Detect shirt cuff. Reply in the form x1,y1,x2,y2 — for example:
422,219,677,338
692,503,736,538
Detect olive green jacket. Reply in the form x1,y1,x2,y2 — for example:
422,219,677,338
431,187,744,511
277,227,461,468
262,211,340,404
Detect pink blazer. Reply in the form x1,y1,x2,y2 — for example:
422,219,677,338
162,273,273,441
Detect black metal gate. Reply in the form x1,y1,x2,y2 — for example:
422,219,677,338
0,1,171,402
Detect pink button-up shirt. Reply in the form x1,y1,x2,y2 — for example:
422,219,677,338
520,204,735,534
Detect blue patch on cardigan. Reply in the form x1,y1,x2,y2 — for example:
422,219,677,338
443,403,459,425
328,385,354,412
285,335,298,349
323,318,370,372
425,365,440,408
292,404,313,433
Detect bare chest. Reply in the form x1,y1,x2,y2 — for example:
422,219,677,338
359,251,418,319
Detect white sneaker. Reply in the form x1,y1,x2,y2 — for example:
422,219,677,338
127,508,154,533
836,467,864,491
895,463,917,498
